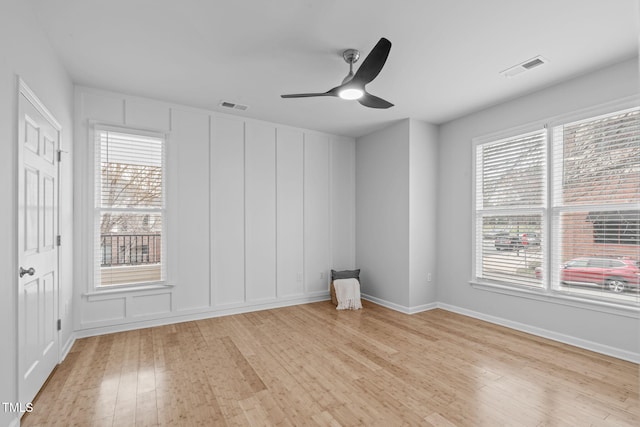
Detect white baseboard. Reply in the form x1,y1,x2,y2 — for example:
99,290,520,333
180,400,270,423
437,302,640,364
361,293,437,314
59,332,77,362
75,294,331,339
408,302,438,314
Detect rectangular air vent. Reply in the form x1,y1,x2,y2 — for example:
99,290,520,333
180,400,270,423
219,101,249,111
522,57,545,69
500,55,547,78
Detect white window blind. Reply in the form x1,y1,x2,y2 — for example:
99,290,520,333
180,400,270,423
95,128,166,287
551,107,639,301
474,129,546,287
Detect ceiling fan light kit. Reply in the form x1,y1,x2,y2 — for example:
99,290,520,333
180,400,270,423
338,88,364,100
281,37,394,109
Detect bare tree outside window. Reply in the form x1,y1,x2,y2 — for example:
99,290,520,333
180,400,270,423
561,110,639,206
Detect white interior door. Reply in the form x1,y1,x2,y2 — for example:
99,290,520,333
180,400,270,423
17,84,60,406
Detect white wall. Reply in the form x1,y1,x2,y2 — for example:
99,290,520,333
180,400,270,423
356,118,438,310
437,58,640,356
356,120,411,306
409,120,439,307
74,87,356,333
0,0,74,425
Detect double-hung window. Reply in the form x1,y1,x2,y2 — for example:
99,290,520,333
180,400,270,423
551,107,639,302
95,127,166,287
474,128,547,288
473,101,640,306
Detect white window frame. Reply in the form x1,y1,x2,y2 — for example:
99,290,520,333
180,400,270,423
471,96,640,315
90,124,169,291
472,123,548,290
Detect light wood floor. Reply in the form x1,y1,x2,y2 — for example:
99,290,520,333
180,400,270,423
22,301,639,426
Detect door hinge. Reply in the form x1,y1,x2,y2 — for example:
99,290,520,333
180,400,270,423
57,150,62,162
57,235,61,246
57,319,61,331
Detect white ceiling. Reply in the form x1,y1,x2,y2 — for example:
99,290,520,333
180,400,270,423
29,0,639,138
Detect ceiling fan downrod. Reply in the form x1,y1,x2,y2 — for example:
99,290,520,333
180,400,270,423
342,49,360,83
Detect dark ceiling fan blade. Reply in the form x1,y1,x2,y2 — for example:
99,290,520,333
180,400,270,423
281,92,334,98
358,92,394,109
281,86,339,98
352,37,391,86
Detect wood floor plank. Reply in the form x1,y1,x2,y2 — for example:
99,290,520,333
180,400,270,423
21,301,639,426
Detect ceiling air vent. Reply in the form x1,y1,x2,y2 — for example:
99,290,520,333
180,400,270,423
219,101,249,111
500,55,547,78
522,57,545,69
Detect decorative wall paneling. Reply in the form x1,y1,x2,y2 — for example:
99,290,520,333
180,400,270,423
210,115,246,307
303,133,331,294
75,87,355,333
170,109,210,310
276,128,305,298
244,122,277,302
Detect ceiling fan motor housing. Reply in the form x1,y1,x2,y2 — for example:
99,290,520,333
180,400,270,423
342,49,360,64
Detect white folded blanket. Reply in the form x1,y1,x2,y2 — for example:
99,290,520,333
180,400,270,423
334,278,362,310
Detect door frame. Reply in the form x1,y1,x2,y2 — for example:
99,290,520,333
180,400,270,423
16,77,63,403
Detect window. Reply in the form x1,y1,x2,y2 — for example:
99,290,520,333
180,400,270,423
474,103,640,306
95,128,165,287
474,129,546,288
552,107,639,302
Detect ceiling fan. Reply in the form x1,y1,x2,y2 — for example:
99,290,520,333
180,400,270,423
281,37,394,109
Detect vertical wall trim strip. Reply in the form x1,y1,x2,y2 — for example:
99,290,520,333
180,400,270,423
207,114,215,307
242,121,247,303
302,132,306,295
328,137,333,284
274,127,279,299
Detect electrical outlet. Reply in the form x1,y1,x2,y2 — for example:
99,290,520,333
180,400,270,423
320,272,325,280
297,272,303,282
427,273,432,282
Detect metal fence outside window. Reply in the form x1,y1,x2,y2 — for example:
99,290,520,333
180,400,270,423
100,234,161,266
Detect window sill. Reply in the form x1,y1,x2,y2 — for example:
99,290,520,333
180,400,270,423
84,283,174,301
469,280,640,319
